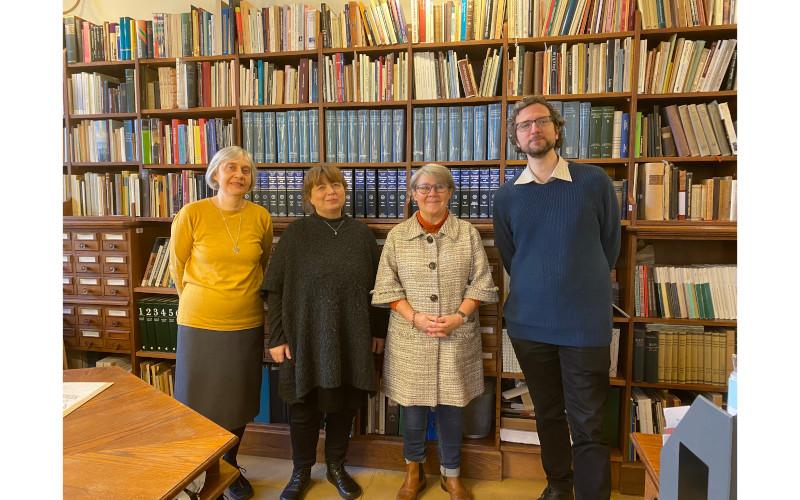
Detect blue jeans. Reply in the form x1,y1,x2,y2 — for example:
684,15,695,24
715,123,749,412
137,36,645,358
402,404,463,477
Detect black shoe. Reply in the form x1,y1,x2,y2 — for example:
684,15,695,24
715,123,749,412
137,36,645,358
537,484,575,500
226,466,254,500
326,460,362,499
280,467,312,500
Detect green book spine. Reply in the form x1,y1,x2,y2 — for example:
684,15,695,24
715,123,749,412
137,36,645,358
634,112,642,158
600,106,615,158
156,298,171,352
589,107,603,158
137,299,149,351
168,298,178,353
144,297,156,351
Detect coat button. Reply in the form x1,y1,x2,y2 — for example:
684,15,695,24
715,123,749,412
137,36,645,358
430,294,438,302
428,262,436,270
426,236,434,243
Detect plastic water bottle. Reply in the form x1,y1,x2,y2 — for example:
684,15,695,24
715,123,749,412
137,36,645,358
727,354,737,416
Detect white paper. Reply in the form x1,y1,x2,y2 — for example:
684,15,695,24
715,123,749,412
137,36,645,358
63,382,112,416
662,405,691,444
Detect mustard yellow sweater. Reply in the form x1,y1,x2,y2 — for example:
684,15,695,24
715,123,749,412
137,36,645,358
169,198,273,330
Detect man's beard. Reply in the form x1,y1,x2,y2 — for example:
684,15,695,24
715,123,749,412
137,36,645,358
518,136,556,158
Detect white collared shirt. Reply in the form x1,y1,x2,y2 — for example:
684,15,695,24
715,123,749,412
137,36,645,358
514,155,573,185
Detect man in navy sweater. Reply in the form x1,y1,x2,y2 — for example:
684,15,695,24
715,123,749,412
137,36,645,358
493,96,621,500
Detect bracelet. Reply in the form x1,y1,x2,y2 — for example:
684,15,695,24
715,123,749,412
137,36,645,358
411,311,419,330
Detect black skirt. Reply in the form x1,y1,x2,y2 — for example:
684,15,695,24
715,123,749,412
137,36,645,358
174,325,263,430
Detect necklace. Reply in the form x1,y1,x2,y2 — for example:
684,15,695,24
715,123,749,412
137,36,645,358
321,218,345,236
215,204,243,253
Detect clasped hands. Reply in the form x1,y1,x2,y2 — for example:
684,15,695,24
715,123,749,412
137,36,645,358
270,337,386,363
412,312,464,337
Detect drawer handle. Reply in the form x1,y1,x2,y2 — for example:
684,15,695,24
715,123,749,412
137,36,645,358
109,266,117,272
79,243,86,249
110,289,118,295
81,289,88,295
111,321,119,327
81,266,87,271
108,243,117,249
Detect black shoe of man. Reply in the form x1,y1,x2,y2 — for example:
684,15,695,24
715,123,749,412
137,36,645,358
537,484,575,500
280,467,312,500
226,466,254,500
326,460,362,499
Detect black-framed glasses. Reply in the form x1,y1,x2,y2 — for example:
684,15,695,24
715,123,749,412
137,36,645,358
415,183,449,194
516,116,554,132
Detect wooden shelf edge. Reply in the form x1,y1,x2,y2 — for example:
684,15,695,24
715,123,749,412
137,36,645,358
508,31,635,45
501,443,623,461
136,350,177,360
631,381,728,393
636,91,736,100
134,287,178,295
634,155,737,163
640,24,737,37
198,459,239,500
63,216,136,226
631,317,736,327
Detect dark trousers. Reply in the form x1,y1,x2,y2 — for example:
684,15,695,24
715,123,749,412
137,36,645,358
510,338,611,500
289,401,356,469
223,426,246,468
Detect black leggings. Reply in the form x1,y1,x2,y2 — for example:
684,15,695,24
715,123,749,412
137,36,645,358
223,426,247,467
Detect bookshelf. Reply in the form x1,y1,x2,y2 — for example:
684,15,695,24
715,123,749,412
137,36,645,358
62,3,736,491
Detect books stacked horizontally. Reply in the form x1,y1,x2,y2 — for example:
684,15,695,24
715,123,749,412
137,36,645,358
68,71,136,115
140,360,175,396
324,109,404,163
141,117,235,166
638,0,737,29
63,171,141,217
323,52,408,102
635,163,736,221
500,381,537,444
141,237,174,288
413,49,502,99
633,324,735,385
633,264,736,320
414,104,502,162
321,1,409,48
140,60,235,110
636,101,736,158
240,58,319,105
507,38,632,96
410,0,506,42
507,0,637,38
236,3,319,53
638,37,736,95
137,296,178,352
70,120,138,163
243,111,321,164
95,355,133,372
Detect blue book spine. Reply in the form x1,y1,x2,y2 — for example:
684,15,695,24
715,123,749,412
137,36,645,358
479,167,490,218
287,110,299,162
276,169,287,216
354,169,366,217
242,113,252,159
276,112,288,163
448,106,461,161
620,112,630,158
309,110,319,162
342,168,354,216
378,169,389,218
267,169,278,213
412,108,424,161
255,112,265,163
298,110,309,162
579,102,592,159
459,167,470,217
369,110,381,163
365,169,377,218
487,103,501,160
325,111,337,163
469,168,480,218
177,124,187,164
550,101,563,156
423,107,436,162
461,106,474,161
392,109,405,162
562,101,580,159
285,169,296,217
387,169,398,217
450,168,461,216
473,105,488,161
252,170,263,208
257,60,264,105
357,109,369,162
380,109,392,163
397,169,407,218
560,0,579,36
265,112,276,163
489,167,500,218
124,120,136,161
347,109,358,163
336,110,347,163
295,169,305,216
460,0,467,40
435,106,448,161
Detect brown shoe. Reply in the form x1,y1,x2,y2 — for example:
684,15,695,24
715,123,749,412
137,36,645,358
440,476,472,500
396,462,426,500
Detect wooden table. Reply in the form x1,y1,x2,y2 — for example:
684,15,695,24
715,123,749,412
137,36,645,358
64,367,239,499
630,432,663,500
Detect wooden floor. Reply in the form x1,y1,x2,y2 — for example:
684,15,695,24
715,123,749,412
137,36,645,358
237,455,644,499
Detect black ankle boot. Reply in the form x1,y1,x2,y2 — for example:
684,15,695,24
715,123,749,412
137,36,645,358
326,460,362,499
280,467,312,500
227,466,254,500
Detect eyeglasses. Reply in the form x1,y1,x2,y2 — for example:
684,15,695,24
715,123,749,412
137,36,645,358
415,183,449,194
515,116,554,132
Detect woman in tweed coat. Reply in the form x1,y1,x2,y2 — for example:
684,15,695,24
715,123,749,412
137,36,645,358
372,164,498,500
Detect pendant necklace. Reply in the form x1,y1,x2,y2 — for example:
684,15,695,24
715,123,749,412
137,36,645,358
321,218,345,236
216,203,243,254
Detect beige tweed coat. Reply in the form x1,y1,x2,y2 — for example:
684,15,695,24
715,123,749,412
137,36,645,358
371,213,499,407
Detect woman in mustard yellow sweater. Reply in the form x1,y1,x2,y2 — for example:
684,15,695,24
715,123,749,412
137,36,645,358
169,146,273,500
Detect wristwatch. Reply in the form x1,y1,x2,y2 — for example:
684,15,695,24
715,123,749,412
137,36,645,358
456,310,474,323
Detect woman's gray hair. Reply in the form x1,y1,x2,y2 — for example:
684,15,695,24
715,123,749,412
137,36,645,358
409,163,455,192
205,146,256,192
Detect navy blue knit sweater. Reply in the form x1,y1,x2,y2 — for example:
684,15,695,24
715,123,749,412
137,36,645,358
493,162,621,347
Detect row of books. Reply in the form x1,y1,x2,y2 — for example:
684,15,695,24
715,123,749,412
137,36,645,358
633,324,735,385
236,3,318,53
240,58,318,106
644,102,736,158
141,170,216,218
140,60,235,110
243,110,321,164
638,0,737,30
412,104,501,162
410,0,506,43
141,118,235,166
140,360,176,396
364,387,402,435
507,38,633,96
321,1,409,48
324,52,408,102
635,163,737,221
137,297,179,352
633,263,737,320
629,389,724,446
446,168,501,219
324,109,404,163
70,120,138,163
638,37,736,95
68,70,136,115
509,0,636,38
414,48,502,99
63,172,140,217
141,237,174,288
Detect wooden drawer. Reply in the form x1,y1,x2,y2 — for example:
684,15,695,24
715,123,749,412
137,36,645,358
102,254,129,275
104,306,131,329
75,277,103,297
479,303,499,316
101,231,129,252
63,276,75,295
72,231,100,251
105,330,131,351
63,327,79,347
63,305,77,327
63,232,72,251
78,328,104,349
480,325,498,348
74,253,102,274
103,277,130,298
77,305,103,328
63,254,73,274
482,351,498,374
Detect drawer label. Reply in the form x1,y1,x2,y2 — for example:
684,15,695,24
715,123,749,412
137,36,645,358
107,279,126,286
75,233,96,241
63,255,70,262
480,327,495,334
105,256,125,263
78,256,98,263
63,233,70,240
79,278,99,285
481,352,494,359
79,308,100,316
63,278,71,284
103,233,125,241
81,330,101,338
107,309,127,317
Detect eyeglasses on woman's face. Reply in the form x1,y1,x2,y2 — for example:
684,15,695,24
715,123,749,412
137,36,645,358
414,183,449,195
